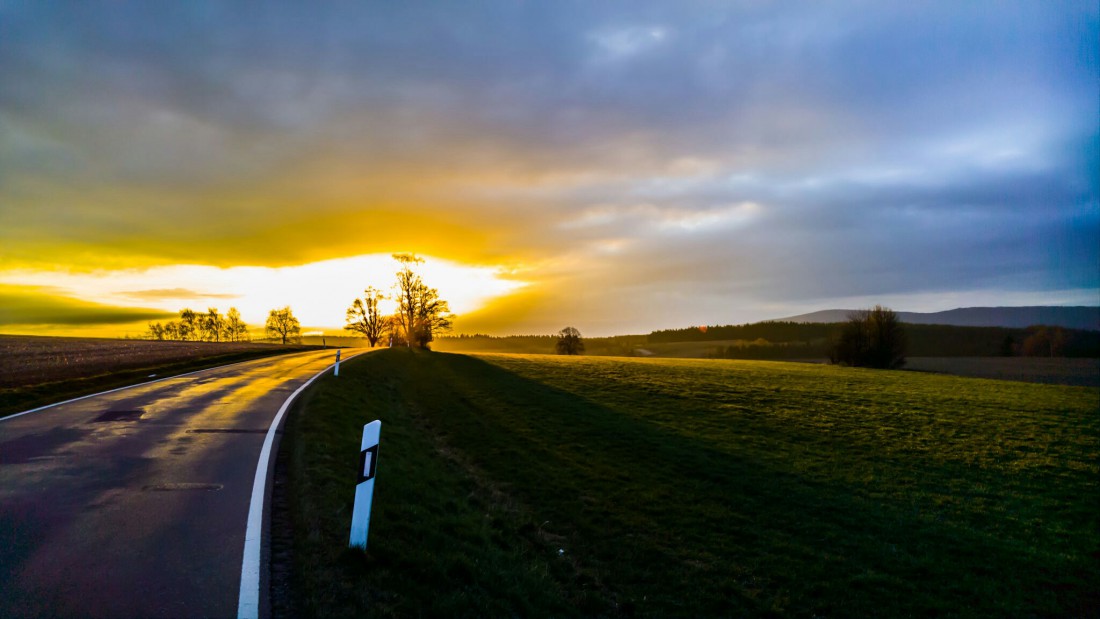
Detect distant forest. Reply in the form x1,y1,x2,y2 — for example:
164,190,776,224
650,322,1100,359
435,321,1100,359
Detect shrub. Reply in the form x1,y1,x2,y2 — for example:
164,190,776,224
830,305,906,369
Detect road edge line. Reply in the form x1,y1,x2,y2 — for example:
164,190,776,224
236,350,368,619
0,355,284,422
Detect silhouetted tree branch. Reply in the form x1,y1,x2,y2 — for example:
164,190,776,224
392,253,454,349
346,287,389,347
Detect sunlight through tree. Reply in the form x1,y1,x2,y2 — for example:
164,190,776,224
392,254,454,349
346,287,389,347
266,306,302,344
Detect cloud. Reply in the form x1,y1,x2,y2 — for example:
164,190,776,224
0,1,1095,334
588,25,670,61
122,288,238,301
0,285,173,326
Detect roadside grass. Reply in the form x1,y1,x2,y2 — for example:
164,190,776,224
280,350,577,617
0,345,314,418
283,348,1099,617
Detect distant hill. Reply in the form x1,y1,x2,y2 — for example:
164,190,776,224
775,306,1100,330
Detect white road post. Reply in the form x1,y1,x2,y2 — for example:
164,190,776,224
349,420,381,549
334,349,341,377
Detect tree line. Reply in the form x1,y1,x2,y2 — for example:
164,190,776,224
663,319,1099,359
145,305,305,344
650,321,835,344
146,307,250,342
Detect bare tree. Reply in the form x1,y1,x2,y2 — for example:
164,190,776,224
556,326,585,355
200,308,224,342
266,306,302,344
224,307,249,342
346,286,389,347
413,285,452,347
392,253,454,348
178,308,199,341
146,322,166,340
393,254,423,347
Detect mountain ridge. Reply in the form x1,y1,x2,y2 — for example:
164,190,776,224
774,306,1100,330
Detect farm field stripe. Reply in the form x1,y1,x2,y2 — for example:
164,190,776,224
0,356,267,422
237,350,368,619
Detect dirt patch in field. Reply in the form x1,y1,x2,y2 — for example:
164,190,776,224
0,334,298,389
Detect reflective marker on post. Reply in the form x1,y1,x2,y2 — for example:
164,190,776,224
334,349,342,377
349,420,381,549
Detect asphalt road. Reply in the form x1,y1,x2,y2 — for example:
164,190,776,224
0,349,360,618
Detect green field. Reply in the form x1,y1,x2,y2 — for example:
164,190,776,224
280,349,1099,617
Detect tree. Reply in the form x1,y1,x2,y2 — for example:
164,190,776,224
225,307,250,342
178,308,199,341
412,285,452,347
393,254,423,347
829,305,906,369
146,322,166,340
556,326,585,355
346,287,389,347
391,253,454,349
200,308,224,342
266,306,301,344
1021,325,1067,357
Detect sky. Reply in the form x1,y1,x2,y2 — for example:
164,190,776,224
1,1,1097,337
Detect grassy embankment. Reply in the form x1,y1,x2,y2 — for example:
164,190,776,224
0,335,316,417
282,349,1099,617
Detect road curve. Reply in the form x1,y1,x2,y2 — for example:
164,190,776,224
0,349,364,618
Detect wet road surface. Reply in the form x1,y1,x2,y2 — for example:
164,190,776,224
0,349,361,618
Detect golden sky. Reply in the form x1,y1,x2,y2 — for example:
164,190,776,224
1,3,1096,337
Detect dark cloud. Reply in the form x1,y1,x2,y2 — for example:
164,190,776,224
0,285,173,326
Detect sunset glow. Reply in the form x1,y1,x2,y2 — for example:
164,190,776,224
0,256,525,336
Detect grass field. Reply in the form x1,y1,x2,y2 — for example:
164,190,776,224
435,335,1100,386
280,349,1099,617
0,334,315,417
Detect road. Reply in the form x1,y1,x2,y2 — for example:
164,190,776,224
0,349,361,618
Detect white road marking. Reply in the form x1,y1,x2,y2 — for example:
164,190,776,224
237,350,364,619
